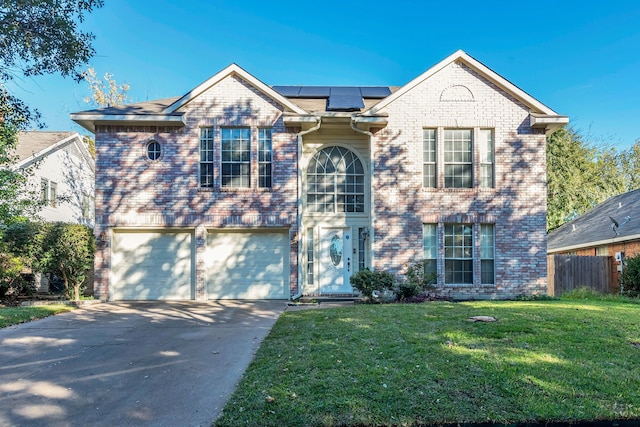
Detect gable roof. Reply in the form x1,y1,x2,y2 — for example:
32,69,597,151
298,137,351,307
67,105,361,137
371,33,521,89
365,50,568,132
13,131,94,172
164,63,307,115
547,189,640,253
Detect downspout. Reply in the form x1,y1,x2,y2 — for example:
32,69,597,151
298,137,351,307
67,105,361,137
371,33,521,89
291,117,322,300
350,117,374,272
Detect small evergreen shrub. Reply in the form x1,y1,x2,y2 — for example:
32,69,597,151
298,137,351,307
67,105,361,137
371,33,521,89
395,260,437,301
350,269,395,302
620,254,640,298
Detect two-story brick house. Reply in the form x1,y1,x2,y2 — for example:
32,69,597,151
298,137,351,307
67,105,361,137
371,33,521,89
71,50,567,301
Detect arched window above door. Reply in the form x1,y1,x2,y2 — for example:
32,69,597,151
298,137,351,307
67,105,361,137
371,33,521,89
306,146,365,213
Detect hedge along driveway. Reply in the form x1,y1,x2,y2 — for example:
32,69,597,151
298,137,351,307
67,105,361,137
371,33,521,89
215,300,640,427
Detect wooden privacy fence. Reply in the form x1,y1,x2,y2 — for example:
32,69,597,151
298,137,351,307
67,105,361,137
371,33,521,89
547,255,615,296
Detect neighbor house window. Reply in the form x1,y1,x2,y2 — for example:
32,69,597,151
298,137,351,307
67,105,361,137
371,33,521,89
444,129,472,188
41,178,49,204
306,146,365,213
307,228,314,285
82,195,95,220
423,129,436,188
423,224,437,277
444,224,473,284
479,130,494,188
258,128,272,188
50,182,57,207
199,127,214,188
221,128,251,188
146,140,161,161
480,224,495,284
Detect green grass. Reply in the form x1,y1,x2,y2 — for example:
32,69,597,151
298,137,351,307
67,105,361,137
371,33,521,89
0,305,75,328
215,299,640,426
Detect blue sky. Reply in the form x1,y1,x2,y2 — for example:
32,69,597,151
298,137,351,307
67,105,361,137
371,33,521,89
10,0,640,149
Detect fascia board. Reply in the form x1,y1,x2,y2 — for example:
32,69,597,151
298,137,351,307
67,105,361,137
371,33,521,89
366,50,561,116
70,113,185,133
163,63,308,115
548,233,640,254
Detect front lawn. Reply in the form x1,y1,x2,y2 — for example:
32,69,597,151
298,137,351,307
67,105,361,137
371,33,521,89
0,305,75,328
215,299,640,426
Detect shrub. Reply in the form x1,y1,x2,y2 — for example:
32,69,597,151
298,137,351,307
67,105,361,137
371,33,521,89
0,253,29,299
619,254,640,298
395,260,437,301
350,269,395,302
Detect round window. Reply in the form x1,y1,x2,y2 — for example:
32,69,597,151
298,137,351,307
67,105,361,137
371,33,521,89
330,235,342,266
146,141,161,161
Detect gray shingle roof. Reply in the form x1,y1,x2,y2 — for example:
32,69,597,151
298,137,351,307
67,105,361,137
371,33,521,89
71,97,181,115
14,131,76,162
547,189,640,251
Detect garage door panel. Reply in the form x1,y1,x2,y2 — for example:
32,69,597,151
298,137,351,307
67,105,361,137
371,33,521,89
112,231,194,300
206,231,289,299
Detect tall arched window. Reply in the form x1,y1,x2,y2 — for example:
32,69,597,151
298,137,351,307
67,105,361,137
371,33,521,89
306,146,365,213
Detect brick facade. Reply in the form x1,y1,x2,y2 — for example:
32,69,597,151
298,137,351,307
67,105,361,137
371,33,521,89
82,52,563,301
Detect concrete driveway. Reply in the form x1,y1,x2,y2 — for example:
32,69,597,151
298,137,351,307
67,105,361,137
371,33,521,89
0,301,287,427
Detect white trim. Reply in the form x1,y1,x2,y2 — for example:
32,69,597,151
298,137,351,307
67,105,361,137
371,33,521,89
367,50,563,116
164,63,308,115
548,233,640,254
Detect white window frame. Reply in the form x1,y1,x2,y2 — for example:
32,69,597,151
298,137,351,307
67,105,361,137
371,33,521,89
444,129,473,188
423,129,436,188
479,129,494,188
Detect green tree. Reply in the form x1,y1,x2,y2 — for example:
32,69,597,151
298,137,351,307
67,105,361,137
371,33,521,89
39,223,95,301
0,0,103,223
619,140,640,192
546,127,625,231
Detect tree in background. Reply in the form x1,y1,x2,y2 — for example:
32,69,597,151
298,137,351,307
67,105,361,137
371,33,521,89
0,0,103,223
81,67,131,158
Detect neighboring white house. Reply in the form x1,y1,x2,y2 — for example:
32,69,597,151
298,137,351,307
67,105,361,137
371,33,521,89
13,131,95,226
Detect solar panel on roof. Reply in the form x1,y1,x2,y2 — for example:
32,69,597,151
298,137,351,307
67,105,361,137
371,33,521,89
327,94,365,111
359,87,392,98
272,86,301,97
329,87,361,96
298,86,331,97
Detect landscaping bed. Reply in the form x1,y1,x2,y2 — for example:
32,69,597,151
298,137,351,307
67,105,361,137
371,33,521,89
215,299,640,427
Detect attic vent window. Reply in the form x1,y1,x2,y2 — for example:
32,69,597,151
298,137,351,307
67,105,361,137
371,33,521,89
146,141,161,161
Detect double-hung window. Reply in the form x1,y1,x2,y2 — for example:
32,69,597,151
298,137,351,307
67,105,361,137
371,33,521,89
444,224,473,284
423,129,436,188
423,224,437,276
258,129,272,188
479,130,494,188
199,128,214,188
480,224,495,284
221,128,251,188
444,129,472,188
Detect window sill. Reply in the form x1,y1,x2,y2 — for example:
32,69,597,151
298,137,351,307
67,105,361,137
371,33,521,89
421,187,496,193
197,187,272,193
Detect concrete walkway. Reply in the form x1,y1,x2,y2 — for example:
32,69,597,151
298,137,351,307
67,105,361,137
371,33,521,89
0,301,287,427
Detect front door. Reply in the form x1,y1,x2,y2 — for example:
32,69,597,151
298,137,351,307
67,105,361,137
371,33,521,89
320,227,353,294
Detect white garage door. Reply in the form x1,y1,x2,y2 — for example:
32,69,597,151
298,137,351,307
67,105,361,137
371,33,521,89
111,231,194,300
206,230,289,299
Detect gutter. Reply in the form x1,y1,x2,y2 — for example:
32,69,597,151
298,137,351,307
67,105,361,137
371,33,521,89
548,232,640,254
291,117,322,301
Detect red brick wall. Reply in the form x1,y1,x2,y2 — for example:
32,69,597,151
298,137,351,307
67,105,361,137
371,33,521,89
93,75,299,300
372,61,548,299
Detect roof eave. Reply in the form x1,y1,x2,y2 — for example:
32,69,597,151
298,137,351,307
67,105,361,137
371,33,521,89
548,232,640,254
530,113,570,135
70,114,186,133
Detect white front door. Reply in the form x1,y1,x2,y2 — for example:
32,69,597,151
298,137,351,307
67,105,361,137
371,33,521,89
320,227,353,294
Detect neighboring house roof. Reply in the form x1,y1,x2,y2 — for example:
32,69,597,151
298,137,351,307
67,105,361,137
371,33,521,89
13,131,94,172
547,189,640,253
71,50,568,134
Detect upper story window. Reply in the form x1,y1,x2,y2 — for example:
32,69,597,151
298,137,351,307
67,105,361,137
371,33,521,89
423,129,436,188
258,128,272,188
146,140,161,161
479,130,494,188
199,128,214,188
307,146,364,213
444,129,472,188
41,178,57,207
221,128,251,188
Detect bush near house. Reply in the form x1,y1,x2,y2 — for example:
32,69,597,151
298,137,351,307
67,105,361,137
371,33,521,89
349,269,395,302
620,253,640,298
1,221,95,301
